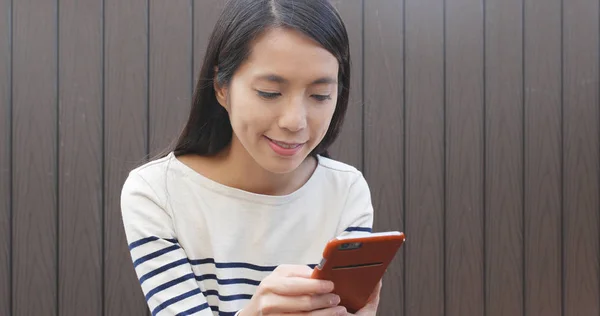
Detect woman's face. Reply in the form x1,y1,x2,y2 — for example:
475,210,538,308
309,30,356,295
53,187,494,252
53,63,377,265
215,27,339,174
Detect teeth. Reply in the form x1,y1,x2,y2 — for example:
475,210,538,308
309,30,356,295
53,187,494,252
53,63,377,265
273,140,299,149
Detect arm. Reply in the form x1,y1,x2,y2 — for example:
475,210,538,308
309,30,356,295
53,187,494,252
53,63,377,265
337,172,381,315
336,171,374,237
121,171,217,316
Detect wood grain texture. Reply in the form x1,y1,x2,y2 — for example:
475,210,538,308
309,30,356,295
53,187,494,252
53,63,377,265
193,0,225,84
149,0,192,156
523,0,562,315
329,0,363,170
2,2,600,316
484,0,524,315
58,0,103,315
0,0,11,314
404,0,445,314
562,0,600,314
363,0,404,314
12,0,58,314
445,0,485,314
104,0,149,315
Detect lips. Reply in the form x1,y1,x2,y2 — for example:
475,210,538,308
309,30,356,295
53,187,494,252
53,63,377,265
265,136,305,148
265,136,306,156
270,139,301,149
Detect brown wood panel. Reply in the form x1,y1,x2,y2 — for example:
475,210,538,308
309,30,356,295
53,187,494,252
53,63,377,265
563,0,600,314
484,0,524,315
4,2,600,315
0,0,11,314
193,0,225,84
445,0,485,314
523,0,562,315
363,0,404,314
104,0,149,315
404,0,445,314
328,0,363,169
149,0,193,156
12,0,58,315
58,0,103,315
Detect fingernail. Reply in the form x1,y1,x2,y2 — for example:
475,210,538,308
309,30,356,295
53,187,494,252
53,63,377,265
323,281,334,292
335,307,347,315
330,295,341,305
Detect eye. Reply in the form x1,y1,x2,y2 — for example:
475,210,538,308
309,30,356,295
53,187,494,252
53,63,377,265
257,90,281,99
312,94,332,102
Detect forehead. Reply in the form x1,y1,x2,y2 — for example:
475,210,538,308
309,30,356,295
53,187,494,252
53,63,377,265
237,27,339,82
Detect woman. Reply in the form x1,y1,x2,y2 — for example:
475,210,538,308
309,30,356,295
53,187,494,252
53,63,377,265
121,0,380,315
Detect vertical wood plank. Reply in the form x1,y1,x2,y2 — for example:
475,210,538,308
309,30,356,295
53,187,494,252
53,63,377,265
328,0,363,169
104,0,149,315
523,0,562,315
363,0,404,314
149,0,192,156
445,0,485,314
193,0,225,84
12,0,58,315
484,0,524,315
58,0,103,315
404,0,445,314
563,0,600,314
0,0,11,315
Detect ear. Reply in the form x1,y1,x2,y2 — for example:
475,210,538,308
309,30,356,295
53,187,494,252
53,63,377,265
213,67,229,110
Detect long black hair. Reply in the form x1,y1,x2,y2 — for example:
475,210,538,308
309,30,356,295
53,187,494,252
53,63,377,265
173,0,351,158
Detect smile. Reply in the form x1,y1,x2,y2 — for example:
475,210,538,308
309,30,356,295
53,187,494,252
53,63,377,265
265,136,306,156
270,140,301,149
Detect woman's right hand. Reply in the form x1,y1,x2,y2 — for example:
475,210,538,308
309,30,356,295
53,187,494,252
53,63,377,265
239,264,348,316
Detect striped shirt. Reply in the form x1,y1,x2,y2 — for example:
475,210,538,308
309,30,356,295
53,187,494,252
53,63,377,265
120,152,374,316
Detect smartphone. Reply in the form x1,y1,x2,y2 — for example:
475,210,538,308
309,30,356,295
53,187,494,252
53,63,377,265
311,231,406,313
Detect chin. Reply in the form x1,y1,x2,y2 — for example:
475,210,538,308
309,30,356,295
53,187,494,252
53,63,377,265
249,144,311,174
259,155,306,174
246,137,312,174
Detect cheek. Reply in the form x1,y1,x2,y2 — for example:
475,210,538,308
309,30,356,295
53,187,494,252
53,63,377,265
310,104,337,137
228,91,272,138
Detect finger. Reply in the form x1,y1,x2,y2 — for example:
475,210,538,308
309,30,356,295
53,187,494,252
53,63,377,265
310,306,348,316
355,291,380,315
356,298,378,315
353,280,382,316
257,293,342,314
262,276,334,295
367,280,383,301
273,264,314,278
273,305,348,316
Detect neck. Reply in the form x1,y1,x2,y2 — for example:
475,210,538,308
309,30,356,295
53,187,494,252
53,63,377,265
214,135,314,196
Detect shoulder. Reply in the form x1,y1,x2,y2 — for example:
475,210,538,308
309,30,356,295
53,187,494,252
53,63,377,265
314,155,371,203
316,156,374,235
121,153,178,204
316,155,365,186
125,152,183,188
129,153,173,182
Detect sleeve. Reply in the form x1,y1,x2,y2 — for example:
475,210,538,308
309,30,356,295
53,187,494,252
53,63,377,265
336,171,375,237
120,171,217,316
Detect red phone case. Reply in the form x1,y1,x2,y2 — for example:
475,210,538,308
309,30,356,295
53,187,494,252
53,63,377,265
311,231,405,313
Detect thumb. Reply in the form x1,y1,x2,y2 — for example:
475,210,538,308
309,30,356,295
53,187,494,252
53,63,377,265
274,264,314,278
356,280,382,315
369,280,382,301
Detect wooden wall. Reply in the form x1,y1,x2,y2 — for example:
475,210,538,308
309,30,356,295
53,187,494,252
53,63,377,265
1,0,599,315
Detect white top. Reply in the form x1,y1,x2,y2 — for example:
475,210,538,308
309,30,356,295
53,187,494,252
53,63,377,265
120,152,374,316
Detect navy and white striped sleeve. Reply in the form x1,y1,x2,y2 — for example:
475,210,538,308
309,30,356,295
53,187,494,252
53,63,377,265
337,171,374,237
121,171,214,316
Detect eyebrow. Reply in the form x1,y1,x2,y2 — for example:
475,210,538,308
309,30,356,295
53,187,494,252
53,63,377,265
256,74,337,85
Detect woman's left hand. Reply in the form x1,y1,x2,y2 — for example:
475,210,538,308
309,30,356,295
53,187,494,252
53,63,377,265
347,280,382,316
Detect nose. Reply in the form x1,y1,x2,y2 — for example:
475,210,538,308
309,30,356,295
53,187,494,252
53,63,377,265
278,96,307,132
